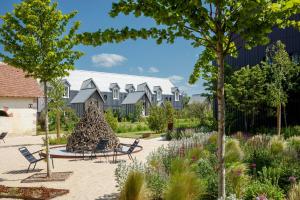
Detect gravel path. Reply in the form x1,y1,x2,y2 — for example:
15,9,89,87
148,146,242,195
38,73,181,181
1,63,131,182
0,135,168,200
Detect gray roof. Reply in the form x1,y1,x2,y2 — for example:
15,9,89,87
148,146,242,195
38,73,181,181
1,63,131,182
80,78,95,90
122,91,145,105
188,94,207,105
153,86,162,93
70,88,98,104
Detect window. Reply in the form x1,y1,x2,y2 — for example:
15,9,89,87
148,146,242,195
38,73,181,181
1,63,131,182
175,91,179,101
113,88,119,100
129,88,135,93
157,90,162,101
103,95,107,101
63,86,69,98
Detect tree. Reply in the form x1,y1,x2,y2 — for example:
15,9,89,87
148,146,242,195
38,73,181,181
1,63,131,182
147,106,167,134
105,109,118,131
226,65,267,131
48,79,66,139
0,0,83,177
263,41,298,136
78,1,300,198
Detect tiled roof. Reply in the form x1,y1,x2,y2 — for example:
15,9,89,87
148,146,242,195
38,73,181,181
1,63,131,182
0,63,43,98
66,70,176,95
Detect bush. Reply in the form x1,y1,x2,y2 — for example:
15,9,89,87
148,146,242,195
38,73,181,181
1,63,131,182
145,170,167,200
288,182,300,200
225,139,244,164
226,163,249,199
258,166,283,186
287,136,300,158
147,106,167,134
268,136,286,156
120,171,148,200
244,181,285,200
48,135,68,145
104,109,118,131
164,171,206,200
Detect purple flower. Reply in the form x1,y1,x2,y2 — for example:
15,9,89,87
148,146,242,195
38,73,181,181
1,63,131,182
235,169,242,176
289,176,297,183
251,163,257,169
256,194,267,200
191,156,197,161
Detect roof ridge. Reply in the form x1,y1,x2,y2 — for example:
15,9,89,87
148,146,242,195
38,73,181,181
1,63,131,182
74,69,171,81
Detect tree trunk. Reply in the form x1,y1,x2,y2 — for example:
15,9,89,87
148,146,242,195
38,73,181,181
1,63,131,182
216,45,226,199
283,104,287,129
56,111,61,138
44,82,51,177
277,103,281,136
244,113,248,133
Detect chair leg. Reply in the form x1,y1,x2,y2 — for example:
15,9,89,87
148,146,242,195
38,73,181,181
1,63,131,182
33,162,37,170
51,158,54,168
27,163,31,173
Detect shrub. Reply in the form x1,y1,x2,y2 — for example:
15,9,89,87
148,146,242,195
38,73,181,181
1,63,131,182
226,163,249,199
104,109,118,131
165,101,174,125
258,166,283,186
187,147,202,162
164,171,206,200
287,136,300,157
120,171,148,200
147,106,167,134
244,181,285,200
145,170,167,200
115,160,145,190
48,135,68,145
268,136,286,155
225,139,244,164
288,182,300,200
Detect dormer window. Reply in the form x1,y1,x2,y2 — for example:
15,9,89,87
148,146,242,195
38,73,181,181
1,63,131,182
157,90,162,101
113,88,119,100
63,85,70,98
129,88,135,93
175,91,179,101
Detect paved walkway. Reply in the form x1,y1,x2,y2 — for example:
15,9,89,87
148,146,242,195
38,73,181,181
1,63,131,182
0,135,168,200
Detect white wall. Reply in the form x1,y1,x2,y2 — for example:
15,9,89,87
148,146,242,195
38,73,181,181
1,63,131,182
0,97,38,136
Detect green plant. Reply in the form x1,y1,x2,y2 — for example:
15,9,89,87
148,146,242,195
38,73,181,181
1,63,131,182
268,136,286,156
120,171,148,200
244,181,285,200
147,106,167,134
225,139,244,164
49,135,68,145
104,109,118,131
288,182,300,200
164,171,205,200
145,170,167,200
226,163,249,199
258,166,283,186
287,136,300,158
115,160,145,190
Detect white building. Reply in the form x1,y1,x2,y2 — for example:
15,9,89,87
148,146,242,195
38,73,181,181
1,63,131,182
0,63,43,136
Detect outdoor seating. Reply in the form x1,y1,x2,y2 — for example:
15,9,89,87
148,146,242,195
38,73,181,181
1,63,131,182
113,139,140,162
90,138,110,162
19,147,54,173
0,132,7,143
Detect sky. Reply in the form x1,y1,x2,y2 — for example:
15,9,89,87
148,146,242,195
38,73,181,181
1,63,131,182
0,0,206,95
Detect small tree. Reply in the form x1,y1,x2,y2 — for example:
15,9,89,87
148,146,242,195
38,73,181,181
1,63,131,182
48,79,66,139
165,101,175,124
130,101,143,122
226,65,267,131
0,0,83,177
147,106,167,134
105,109,118,131
263,41,298,135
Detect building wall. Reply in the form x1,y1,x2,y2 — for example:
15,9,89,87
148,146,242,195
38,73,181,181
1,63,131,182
0,97,37,136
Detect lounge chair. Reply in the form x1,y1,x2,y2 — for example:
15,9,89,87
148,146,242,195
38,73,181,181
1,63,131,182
19,147,54,173
113,139,140,162
90,138,110,161
0,132,7,143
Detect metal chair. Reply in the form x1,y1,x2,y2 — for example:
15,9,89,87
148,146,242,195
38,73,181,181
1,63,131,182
19,147,54,172
0,132,7,143
91,139,110,162
113,139,140,162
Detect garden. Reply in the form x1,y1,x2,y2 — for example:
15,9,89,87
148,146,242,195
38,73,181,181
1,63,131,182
115,132,300,200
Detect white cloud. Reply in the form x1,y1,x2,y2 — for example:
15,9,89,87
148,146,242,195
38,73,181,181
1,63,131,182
148,67,159,73
137,67,144,73
168,75,184,83
91,53,127,67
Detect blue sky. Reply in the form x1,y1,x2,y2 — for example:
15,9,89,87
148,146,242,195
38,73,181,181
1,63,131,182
0,0,205,95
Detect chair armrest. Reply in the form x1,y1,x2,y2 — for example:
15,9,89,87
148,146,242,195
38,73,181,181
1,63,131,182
32,149,43,154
